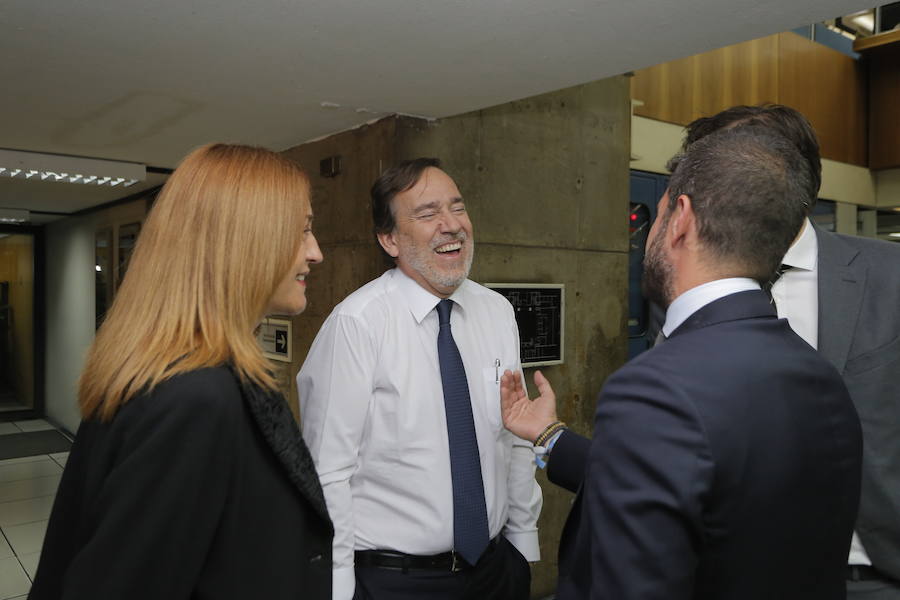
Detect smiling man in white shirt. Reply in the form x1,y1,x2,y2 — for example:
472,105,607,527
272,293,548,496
297,158,541,600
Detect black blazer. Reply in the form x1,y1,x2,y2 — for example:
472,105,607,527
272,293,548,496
551,290,862,600
29,366,333,600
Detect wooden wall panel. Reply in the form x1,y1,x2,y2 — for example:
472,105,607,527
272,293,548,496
865,45,900,170
631,54,696,125
777,33,866,166
737,35,781,106
693,36,780,120
632,36,779,125
632,32,867,167
693,47,728,119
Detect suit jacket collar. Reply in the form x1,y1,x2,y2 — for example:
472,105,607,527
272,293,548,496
240,379,333,526
814,224,866,373
662,278,759,337
669,289,775,339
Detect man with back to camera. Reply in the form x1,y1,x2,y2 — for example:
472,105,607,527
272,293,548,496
297,158,541,600
649,104,900,598
501,127,863,599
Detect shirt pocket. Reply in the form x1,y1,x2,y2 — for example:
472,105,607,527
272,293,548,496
480,365,510,432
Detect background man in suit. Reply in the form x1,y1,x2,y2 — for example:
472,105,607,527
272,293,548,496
501,127,863,599
660,104,900,599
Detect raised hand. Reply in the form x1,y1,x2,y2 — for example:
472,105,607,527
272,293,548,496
500,369,558,443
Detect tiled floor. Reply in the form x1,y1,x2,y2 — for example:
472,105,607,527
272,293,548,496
0,420,67,600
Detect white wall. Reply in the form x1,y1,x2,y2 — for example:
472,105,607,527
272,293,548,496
629,114,683,174
44,214,96,434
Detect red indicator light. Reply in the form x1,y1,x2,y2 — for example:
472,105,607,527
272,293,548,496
630,213,637,221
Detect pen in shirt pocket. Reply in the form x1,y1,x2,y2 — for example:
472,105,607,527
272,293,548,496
495,358,501,383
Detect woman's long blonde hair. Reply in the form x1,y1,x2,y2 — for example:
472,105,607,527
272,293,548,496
79,143,311,421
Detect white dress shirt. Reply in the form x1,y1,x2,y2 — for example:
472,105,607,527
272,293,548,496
298,268,542,600
775,219,870,566
772,218,818,349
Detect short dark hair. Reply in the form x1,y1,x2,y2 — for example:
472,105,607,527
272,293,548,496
665,128,811,283
371,157,442,235
681,104,821,211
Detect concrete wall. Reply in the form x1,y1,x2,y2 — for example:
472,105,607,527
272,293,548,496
279,119,399,416
283,75,631,597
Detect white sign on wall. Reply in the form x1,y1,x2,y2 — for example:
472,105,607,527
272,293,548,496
257,318,292,363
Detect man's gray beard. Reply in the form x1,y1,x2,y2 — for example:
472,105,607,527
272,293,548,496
405,241,474,290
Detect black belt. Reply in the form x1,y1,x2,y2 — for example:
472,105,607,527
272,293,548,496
847,565,894,582
355,537,501,573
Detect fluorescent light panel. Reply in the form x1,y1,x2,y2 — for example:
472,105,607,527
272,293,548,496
0,148,145,187
0,208,29,224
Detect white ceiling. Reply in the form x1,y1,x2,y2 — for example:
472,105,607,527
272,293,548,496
0,0,875,223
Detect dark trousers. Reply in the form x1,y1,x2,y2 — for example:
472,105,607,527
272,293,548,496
353,536,531,600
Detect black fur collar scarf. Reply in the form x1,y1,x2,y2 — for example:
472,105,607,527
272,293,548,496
240,379,332,528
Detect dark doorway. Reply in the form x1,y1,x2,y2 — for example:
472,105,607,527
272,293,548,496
0,228,41,415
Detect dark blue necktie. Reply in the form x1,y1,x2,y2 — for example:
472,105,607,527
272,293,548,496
763,263,791,305
436,298,490,566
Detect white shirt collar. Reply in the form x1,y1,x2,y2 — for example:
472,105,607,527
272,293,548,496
781,218,818,272
391,268,470,324
662,277,760,337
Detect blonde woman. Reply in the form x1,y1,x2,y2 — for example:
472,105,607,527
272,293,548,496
29,144,330,599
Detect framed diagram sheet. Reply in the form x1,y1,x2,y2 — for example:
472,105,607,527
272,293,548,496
484,283,564,367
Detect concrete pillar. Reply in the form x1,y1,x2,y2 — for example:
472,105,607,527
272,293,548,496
835,202,858,236
282,76,632,598
858,209,877,238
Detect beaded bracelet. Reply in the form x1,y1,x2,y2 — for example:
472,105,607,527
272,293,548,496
534,420,567,447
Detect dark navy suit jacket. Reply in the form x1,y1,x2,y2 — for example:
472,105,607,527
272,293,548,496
550,290,862,600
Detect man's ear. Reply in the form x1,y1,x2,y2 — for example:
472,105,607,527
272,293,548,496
377,231,400,258
667,194,697,249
